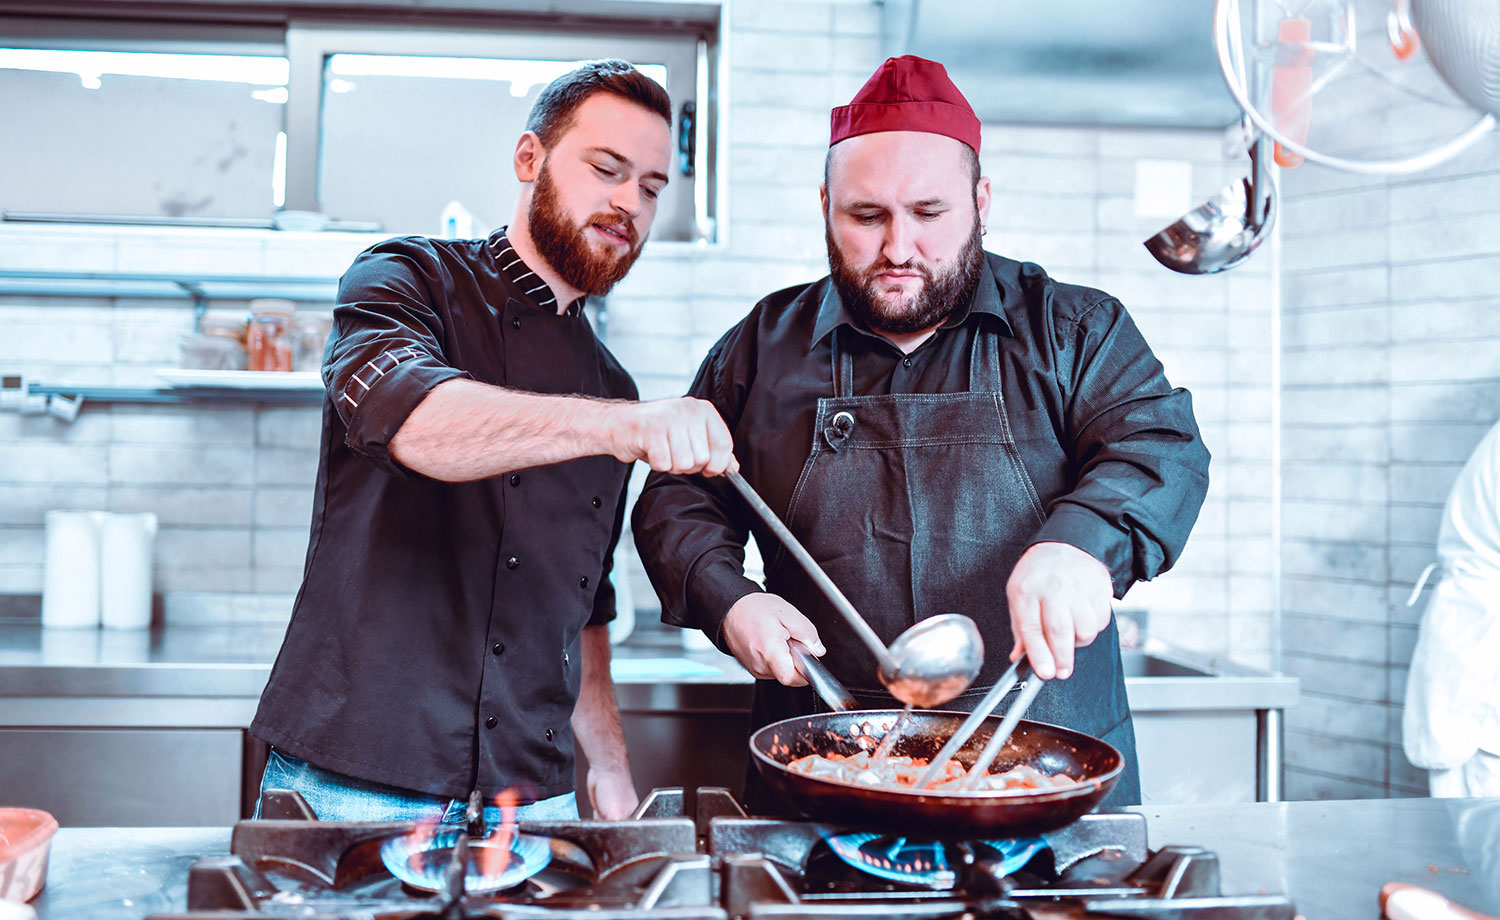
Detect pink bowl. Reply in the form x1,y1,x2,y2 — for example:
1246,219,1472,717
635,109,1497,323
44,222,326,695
0,809,58,902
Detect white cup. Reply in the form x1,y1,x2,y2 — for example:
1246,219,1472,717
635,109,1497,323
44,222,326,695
41,511,106,629
100,512,157,630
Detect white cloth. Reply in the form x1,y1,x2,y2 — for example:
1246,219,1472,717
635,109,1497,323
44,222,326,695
1404,418,1500,775
1428,748,1500,797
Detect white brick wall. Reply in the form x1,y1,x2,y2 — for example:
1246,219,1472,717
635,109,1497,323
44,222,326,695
1279,124,1500,799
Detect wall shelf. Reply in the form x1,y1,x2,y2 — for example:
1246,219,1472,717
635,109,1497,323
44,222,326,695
0,269,339,302
0,269,339,328
26,384,325,407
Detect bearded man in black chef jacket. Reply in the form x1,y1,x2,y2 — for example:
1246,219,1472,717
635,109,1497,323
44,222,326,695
633,56,1211,811
251,61,735,824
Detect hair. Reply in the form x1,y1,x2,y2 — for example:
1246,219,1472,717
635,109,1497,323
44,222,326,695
824,140,982,205
525,59,672,147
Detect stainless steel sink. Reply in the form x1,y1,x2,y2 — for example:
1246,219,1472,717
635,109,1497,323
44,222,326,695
1122,644,1299,805
1120,649,1212,678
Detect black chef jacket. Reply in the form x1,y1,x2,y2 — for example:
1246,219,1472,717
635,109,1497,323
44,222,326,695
252,230,636,803
633,251,1210,648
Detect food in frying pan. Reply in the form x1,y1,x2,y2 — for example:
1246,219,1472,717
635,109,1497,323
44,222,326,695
786,751,1079,793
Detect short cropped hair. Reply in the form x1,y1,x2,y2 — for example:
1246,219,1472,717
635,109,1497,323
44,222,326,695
525,59,672,147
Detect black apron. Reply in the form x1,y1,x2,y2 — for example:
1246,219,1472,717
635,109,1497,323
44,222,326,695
743,324,1141,814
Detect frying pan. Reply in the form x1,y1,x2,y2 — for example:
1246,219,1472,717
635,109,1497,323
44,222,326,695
750,709,1121,838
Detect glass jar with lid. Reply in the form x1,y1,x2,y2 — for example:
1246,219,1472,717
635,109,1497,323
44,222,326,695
180,310,248,370
247,299,296,372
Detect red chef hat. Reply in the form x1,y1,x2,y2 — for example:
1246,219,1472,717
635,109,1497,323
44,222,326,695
830,55,981,153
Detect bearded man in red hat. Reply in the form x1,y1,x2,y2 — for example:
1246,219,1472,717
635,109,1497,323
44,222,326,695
634,56,1210,809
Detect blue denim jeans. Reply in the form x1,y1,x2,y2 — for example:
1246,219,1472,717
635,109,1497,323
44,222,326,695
255,748,578,823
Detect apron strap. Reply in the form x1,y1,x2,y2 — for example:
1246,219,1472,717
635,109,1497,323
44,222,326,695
968,319,1005,393
831,326,854,398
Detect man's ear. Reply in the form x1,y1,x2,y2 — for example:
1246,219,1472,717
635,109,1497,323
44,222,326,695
514,131,544,182
819,183,829,218
975,176,992,227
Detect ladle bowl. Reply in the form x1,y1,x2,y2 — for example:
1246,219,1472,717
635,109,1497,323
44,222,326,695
880,613,985,709
1145,135,1276,275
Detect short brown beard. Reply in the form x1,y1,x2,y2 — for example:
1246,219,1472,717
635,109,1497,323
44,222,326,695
528,159,646,297
826,215,985,335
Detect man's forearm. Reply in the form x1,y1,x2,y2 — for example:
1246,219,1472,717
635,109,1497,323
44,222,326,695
388,378,625,481
571,625,632,779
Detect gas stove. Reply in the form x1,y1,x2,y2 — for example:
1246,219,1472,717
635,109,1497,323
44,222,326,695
146,788,1296,920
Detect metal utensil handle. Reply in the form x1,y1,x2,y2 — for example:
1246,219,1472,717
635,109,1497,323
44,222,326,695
959,670,1046,791
915,657,1025,789
790,639,857,712
724,469,896,672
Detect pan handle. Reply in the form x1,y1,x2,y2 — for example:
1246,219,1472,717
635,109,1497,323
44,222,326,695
790,639,856,712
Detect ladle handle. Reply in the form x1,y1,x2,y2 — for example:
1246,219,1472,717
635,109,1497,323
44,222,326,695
723,469,897,673
790,639,857,712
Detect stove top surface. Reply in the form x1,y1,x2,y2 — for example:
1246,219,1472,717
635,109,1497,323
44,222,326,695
143,788,1296,920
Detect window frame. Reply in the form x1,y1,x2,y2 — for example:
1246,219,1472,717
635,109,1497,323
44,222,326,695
0,11,718,240
285,20,707,241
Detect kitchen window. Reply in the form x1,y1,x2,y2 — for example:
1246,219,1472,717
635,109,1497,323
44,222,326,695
0,14,715,241
292,22,704,241
0,18,288,225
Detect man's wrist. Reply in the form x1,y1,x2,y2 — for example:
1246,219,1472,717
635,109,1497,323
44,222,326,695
1029,505,1131,595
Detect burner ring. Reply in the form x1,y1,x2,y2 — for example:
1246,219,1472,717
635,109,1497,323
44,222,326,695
825,833,1045,888
379,828,551,894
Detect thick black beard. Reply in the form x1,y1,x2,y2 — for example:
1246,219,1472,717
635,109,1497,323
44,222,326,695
827,216,985,335
528,160,645,297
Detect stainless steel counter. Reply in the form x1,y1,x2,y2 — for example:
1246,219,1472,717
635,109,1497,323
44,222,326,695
1140,796,1500,917
0,625,752,724
0,625,1293,713
30,827,229,920
26,796,1500,919
0,624,1300,820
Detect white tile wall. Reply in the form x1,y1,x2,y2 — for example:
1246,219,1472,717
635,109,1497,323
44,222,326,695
1279,138,1500,797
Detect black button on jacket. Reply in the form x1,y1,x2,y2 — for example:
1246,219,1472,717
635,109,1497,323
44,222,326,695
633,252,1211,649
251,232,635,802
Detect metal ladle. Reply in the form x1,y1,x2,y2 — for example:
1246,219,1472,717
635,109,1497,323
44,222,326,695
1143,133,1277,275
724,469,983,709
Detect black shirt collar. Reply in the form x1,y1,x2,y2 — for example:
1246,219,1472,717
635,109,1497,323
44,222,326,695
487,228,586,317
811,253,1013,347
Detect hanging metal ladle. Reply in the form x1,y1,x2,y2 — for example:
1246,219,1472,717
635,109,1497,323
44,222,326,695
723,469,983,709
1143,130,1278,275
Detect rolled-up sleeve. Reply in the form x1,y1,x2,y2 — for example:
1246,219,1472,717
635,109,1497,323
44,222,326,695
632,331,763,651
324,240,471,477
1029,297,1211,597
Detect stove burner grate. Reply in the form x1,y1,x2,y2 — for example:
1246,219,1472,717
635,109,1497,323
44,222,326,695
824,833,1044,889
378,828,552,893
